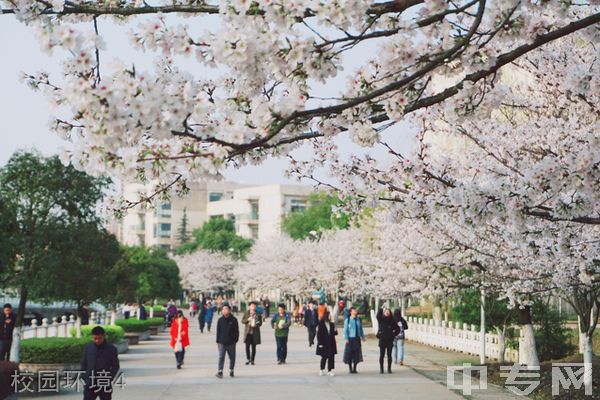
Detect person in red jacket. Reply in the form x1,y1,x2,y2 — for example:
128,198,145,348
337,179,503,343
170,310,190,369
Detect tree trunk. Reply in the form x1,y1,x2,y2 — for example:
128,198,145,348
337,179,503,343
582,332,593,388
15,284,28,328
10,284,28,363
496,327,506,364
518,306,540,366
433,298,442,327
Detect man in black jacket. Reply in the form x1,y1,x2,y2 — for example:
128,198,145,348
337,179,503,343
215,303,239,378
303,301,318,347
0,303,16,360
81,326,120,400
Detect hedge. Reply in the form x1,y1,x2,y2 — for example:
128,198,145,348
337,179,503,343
70,325,125,344
0,361,18,399
147,317,164,325
20,338,87,364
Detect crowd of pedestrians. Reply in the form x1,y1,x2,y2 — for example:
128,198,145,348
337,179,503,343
166,298,408,378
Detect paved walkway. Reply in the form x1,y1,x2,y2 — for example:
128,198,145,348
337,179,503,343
25,315,515,400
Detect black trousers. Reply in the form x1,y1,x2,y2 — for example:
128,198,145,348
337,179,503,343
320,355,334,371
83,387,112,400
379,344,393,371
275,336,288,361
198,318,206,332
123,312,130,320
0,339,11,361
175,348,185,366
307,325,317,346
245,338,257,362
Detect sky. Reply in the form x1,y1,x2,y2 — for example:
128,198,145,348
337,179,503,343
0,13,415,187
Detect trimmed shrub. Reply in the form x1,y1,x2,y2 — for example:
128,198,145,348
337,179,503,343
115,319,152,332
0,360,18,399
20,338,87,364
70,325,125,344
147,317,164,325
116,317,164,332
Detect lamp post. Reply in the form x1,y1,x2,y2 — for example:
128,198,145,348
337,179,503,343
480,288,486,365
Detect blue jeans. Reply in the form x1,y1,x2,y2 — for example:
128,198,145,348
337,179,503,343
392,338,404,363
275,336,288,362
218,343,236,372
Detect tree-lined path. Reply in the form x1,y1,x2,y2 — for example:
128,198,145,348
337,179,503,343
32,315,468,400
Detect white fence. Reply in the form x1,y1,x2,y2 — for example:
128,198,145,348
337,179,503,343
21,311,117,340
405,316,520,363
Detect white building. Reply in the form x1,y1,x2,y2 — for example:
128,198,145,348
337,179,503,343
207,184,313,240
112,182,312,250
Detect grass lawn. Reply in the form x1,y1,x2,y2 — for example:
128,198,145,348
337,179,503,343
486,353,599,400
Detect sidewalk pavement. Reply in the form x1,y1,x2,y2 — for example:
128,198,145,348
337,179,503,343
18,316,516,400
402,340,521,400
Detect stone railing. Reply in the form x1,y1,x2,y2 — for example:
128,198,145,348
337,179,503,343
22,311,116,340
404,316,520,363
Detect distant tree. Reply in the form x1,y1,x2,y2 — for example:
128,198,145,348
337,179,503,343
176,217,252,259
0,151,110,328
117,246,182,303
33,222,121,306
282,193,351,240
451,288,518,363
176,208,191,246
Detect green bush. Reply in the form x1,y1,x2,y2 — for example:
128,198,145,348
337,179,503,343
20,338,87,364
153,305,164,311
147,317,164,325
70,325,125,343
0,360,18,399
533,300,576,361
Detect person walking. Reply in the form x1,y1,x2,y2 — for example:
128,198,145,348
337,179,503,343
78,303,90,326
170,310,190,369
317,302,326,320
303,301,318,347
122,303,131,320
216,304,239,378
198,301,207,333
316,310,337,376
271,304,291,364
81,326,120,400
0,304,16,361
138,302,148,320
241,301,262,365
263,298,271,320
376,307,400,374
343,307,365,374
392,309,409,366
205,301,216,332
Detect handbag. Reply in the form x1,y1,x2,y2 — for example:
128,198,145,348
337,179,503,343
174,339,183,352
174,319,183,352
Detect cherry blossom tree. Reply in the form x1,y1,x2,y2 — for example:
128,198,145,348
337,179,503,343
173,249,237,294
1,0,598,208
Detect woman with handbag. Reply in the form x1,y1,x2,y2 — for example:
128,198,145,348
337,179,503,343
242,301,263,365
316,310,338,376
170,310,190,369
393,309,408,365
376,307,400,374
343,307,365,374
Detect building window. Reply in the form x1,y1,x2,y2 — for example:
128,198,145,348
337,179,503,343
159,244,171,252
209,192,223,202
156,202,172,218
250,200,259,220
250,225,259,240
289,198,307,213
155,223,171,238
